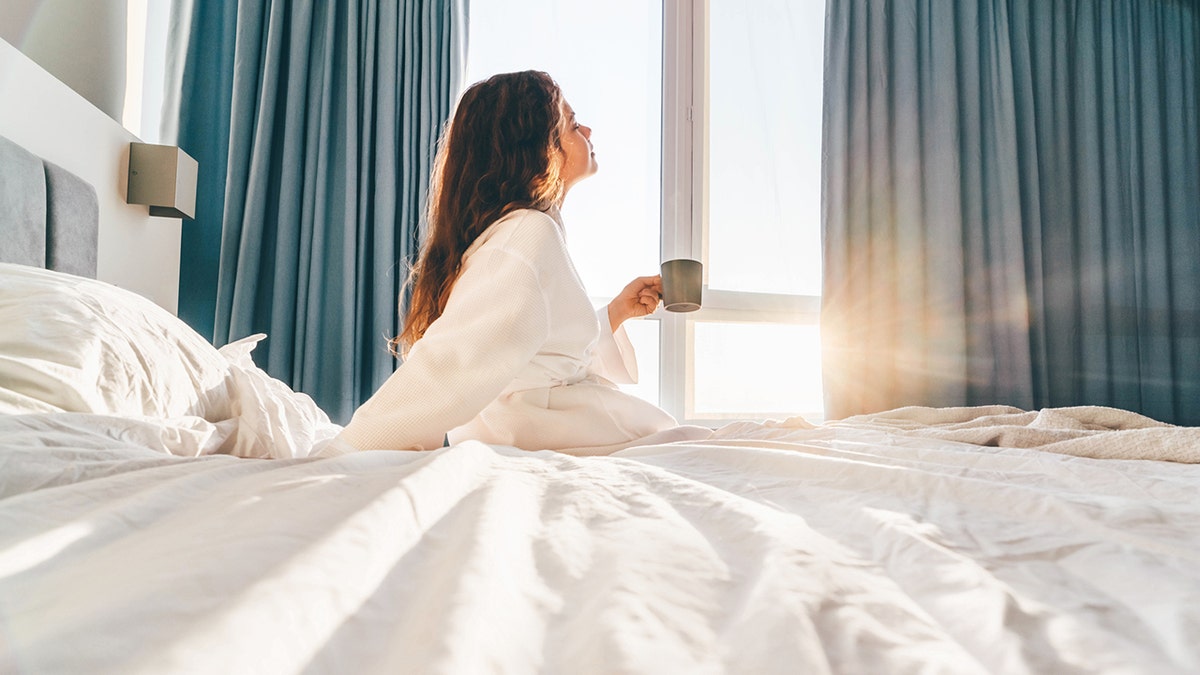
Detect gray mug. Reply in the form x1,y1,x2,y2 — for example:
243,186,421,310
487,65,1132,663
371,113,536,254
661,259,703,312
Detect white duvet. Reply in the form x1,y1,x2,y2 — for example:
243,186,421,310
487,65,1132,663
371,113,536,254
2,409,1198,674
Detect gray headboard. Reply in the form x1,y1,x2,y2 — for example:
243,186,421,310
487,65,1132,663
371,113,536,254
0,134,99,277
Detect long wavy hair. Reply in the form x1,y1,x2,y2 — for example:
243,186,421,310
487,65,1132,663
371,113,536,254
391,71,567,356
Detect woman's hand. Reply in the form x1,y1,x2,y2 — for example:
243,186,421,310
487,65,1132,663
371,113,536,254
607,275,662,331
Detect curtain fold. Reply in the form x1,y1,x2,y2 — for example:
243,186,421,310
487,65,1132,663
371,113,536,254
169,0,465,423
822,0,1200,424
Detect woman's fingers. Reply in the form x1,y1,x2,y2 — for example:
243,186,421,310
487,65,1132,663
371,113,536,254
626,275,661,295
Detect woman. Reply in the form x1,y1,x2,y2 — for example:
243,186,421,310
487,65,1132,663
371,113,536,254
334,71,704,454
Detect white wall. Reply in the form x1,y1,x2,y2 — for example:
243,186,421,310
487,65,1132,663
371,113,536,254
0,38,181,313
0,0,170,142
0,0,129,121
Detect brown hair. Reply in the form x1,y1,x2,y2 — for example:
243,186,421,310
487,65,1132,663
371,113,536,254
391,70,566,356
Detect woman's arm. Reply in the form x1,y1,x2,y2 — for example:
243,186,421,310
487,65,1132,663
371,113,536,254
589,275,662,385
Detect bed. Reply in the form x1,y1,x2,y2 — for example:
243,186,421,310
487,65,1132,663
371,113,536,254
2,133,1199,675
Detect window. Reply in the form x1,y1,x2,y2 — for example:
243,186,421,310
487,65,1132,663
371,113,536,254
467,0,825,422
706,1,825,298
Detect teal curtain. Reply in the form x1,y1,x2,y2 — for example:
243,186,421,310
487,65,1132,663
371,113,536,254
169,0,465,423
822,0,1200,424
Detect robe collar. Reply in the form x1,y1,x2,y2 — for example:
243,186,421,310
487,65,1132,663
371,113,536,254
545,205,565,236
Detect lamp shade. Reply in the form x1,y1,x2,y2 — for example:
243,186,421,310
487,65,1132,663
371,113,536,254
126,143,197,219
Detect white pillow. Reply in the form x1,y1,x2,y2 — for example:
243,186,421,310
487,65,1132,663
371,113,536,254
0,263,233,420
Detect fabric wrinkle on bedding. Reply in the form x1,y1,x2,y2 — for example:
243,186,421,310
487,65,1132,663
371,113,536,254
618,438,1200,673
830,405,1200,462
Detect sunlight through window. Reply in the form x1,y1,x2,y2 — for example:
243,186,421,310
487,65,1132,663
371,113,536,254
692,321,823,418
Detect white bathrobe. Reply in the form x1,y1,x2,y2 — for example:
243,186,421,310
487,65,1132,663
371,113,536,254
335,208,692,454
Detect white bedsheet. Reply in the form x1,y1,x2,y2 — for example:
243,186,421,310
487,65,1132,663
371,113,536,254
2,413,1198,674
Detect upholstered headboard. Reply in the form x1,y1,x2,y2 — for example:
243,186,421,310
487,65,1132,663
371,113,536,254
0,133,99,277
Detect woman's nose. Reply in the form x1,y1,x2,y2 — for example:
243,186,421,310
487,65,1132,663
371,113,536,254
581,125,592,138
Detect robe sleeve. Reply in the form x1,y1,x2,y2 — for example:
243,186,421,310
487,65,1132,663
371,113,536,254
590,306,639,385
335,244,550,451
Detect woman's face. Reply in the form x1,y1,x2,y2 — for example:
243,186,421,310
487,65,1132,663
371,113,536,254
558,100,597,191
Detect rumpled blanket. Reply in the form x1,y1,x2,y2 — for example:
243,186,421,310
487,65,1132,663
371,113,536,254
831,405,1200,463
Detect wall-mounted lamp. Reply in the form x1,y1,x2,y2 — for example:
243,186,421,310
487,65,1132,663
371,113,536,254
126,142,198,219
